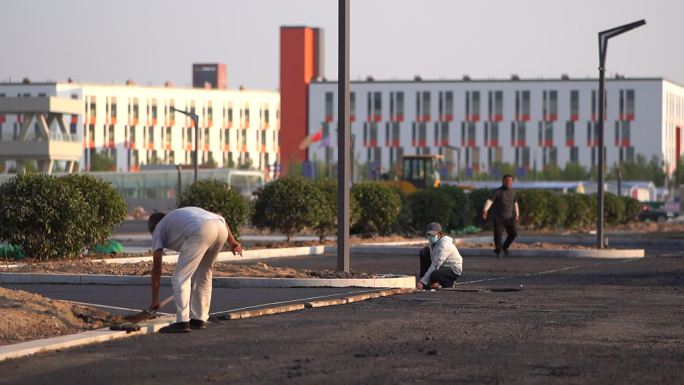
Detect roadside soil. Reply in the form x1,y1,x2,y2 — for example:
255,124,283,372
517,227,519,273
0,260,372,279
0,286,124,346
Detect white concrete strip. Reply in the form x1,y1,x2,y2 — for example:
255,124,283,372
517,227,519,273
458,248,645,258
0,272,415,288
88,236,490,264
212,275,414,289
209,288,381,316
0,317,174,363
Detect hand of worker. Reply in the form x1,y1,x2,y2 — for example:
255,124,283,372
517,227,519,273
231,242,243,257
482,211,488,220
416,281,424,290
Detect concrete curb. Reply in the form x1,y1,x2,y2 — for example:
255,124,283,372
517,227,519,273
459,248,645,259
90,236,491,264
0,288,415,362
0,273,416,288
212,287,415,320
0,317,174,363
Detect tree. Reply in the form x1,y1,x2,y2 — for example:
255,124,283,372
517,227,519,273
91,151,116,171
252,177,320,242
178,179,251,238
560,162,590,181
607,154,666,186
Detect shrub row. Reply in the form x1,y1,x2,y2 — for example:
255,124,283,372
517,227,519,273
0,175,643,260
248,179,643,238
0,173,127,260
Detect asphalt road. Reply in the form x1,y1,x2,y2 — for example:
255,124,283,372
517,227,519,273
1,250,682,385
1,285,379,318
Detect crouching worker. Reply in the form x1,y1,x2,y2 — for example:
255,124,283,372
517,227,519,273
417,222,463,290
147,206,243,333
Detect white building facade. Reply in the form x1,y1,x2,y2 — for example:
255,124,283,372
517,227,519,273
0,82,280,173
308,78,684,178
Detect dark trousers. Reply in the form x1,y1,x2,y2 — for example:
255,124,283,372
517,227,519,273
493,217,517,253
419,246,460,288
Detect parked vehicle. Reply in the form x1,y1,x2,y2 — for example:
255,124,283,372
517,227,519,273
637,205,669,223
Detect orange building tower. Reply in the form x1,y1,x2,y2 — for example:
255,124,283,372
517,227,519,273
279,26,324,172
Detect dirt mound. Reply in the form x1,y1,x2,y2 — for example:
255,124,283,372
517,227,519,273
0,260,373,279
0,287,123,346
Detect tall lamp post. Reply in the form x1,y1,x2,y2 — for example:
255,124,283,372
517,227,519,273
171,107,200,183
337,0,351,272
596,19,645,249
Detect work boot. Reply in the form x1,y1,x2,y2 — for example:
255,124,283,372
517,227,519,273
159,322,190,333
189,319,208,329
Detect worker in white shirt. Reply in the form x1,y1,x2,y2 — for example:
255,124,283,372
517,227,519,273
147,206,243,333
417,222,463,290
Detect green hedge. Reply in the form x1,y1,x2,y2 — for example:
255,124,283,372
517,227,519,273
620,196,642,224
351,182,402,237
310,178,338,242
561,193,595,229
61,174,127,249
406,186,473,234
468,189,493,230
252,176,323,242
178,179,251,238
0,173,126,260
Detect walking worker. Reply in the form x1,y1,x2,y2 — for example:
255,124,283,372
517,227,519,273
482,174,519,258
417,222,463,290
147,206,243,333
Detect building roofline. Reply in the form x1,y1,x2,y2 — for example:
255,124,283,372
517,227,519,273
0,81,278,94
311,76,684,87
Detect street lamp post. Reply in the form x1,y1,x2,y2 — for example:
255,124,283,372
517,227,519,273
337,0,351,272
171,107,200,183
596,19,645,249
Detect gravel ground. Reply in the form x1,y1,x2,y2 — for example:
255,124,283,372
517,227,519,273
0,254,681,385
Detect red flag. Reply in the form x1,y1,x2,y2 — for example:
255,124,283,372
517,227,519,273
299,129,323,150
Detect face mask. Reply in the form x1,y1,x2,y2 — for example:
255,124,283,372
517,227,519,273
427,235,438,245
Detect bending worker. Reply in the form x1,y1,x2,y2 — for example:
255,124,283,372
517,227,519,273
417,222,463,290
147,206,243,333
482,174,519,258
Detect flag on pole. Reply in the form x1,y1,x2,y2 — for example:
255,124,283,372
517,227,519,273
299,129,323,150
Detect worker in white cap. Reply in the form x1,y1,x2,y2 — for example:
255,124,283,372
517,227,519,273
417,222,463,290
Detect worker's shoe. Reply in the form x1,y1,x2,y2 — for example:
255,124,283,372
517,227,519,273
159,322,190,333
189,319,208,329
494,250,503,258
503,248,510,257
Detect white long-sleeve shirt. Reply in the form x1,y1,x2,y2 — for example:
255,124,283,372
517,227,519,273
420,235,463,285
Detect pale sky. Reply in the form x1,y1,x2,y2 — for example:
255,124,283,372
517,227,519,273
1,0,682,89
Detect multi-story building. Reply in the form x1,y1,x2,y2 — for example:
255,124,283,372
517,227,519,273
0,80,280,173
306,77,684,178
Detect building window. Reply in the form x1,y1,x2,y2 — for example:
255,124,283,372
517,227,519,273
350,92,356,121
325,92,334,121
566,121,575,146
570,90,579,120
515,91,530,121
445,91,453,119
488,90,503,121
